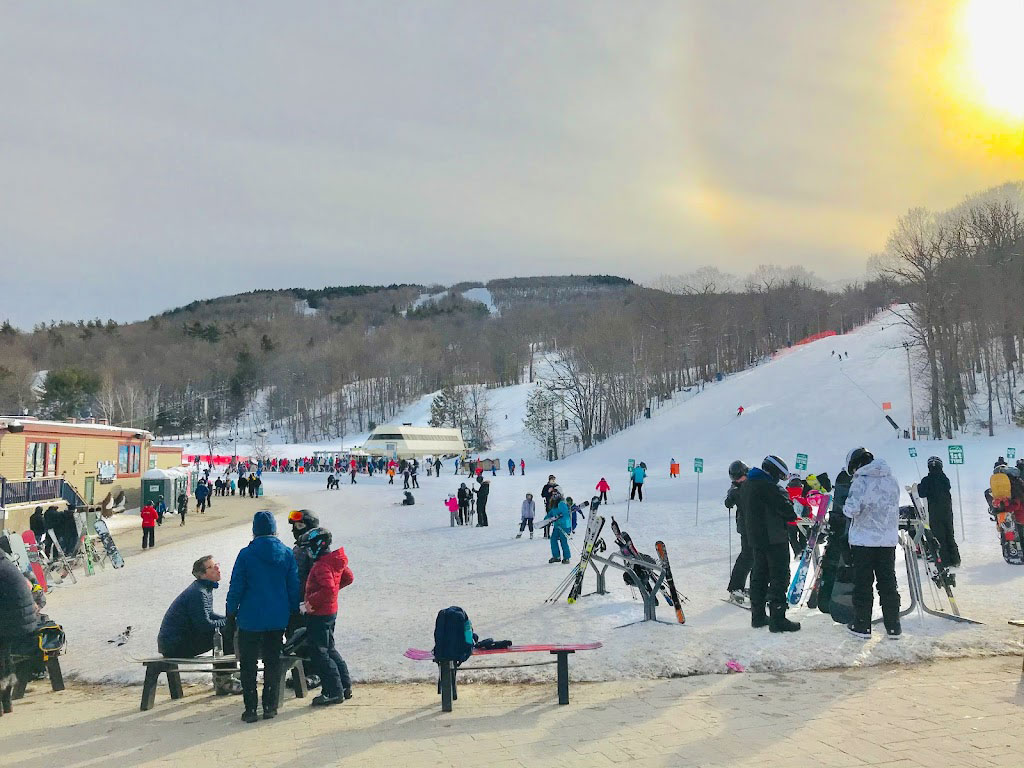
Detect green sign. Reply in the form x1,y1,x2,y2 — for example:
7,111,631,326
1009,448,1016,459
627,459,635,472
694,458,704,474
948,445,965,465
795,453,808,471
908,447,917,458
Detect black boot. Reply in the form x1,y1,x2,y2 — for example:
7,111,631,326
769,605,801,633
751,605,769,629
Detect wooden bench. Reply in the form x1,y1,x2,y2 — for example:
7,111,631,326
404,642,601,712
1011,620,1024,672
136,654,307,711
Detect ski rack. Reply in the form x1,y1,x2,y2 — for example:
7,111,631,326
890,519,982,626
584,546,680,628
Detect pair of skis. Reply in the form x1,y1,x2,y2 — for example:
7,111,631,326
787,491,831,605
567,513,606,603
609,518,685,623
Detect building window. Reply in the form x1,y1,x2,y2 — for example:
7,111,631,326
25,442,59,478
118,444,141,475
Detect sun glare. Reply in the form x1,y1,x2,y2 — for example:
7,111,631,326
961,0,1024,120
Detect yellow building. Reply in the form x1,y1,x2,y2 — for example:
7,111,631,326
0,417,155,519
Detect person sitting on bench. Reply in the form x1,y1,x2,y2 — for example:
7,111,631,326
157,555,239,694
1,556,38,714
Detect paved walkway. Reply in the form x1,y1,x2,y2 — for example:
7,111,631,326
2,655,1022,767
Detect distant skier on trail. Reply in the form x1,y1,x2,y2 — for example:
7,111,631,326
595,477,610,504
736,406,744,417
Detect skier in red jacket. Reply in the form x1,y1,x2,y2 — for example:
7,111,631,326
300,528,354,706
595,478,611,504
141,503,158,549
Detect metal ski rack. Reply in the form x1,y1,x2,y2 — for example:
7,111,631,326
584,546,679,628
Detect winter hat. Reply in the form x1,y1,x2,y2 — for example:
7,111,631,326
252,510,277,537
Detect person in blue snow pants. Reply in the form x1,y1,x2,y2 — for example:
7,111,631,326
543,496,572,562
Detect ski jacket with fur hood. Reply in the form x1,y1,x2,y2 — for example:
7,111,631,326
843,459,900,547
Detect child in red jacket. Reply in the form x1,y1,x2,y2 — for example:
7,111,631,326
300,528,354,706
140,503,158,549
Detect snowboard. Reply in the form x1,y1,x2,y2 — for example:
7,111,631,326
94,518,126,568
567,514,605,603
21,531,49,591
787,492,831,605
3,530,34,580
654,541,685,624
828,552,856,625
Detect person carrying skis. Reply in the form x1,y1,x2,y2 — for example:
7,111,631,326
842,447,901,639
630,462,647,501
741,455,801,632
724,460,751,603
595,477,610,504
299,528,354,706
517,493,536,538
917,456,961,568
541,488,571,563
141,502,158,550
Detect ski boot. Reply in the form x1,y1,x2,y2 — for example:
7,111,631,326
516,533,523,539
727,589,747,605
846,622,871,639
769,605,800,633
548,557,560,564
562,558,571,564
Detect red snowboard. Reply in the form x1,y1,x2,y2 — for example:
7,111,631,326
22,530,48,591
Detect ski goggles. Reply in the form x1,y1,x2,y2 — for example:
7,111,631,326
288,510,304,523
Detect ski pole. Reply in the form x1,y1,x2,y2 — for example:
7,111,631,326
728,509,733,580
694,472,700,526
955,466,965,542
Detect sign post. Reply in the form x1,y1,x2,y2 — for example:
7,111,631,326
626,459,635,522
908,446,921,476
694,458,703,525
795,453,808,473
948,445,965,541
1008,448,1016,460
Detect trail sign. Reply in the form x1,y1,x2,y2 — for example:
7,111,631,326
627,459,635,472
948,445,965,465
1008,448,1017,460
908,447,917,458
795,453,808,472
694,458,704,474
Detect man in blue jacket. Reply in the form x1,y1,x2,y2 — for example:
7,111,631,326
226,511,300,723
158,555,229,658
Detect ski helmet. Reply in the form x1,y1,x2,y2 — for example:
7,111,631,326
994,456,1007,469
845,447,874,476
761,455,789,483
299,527,332,559
926,456,943,470
728,460,749,480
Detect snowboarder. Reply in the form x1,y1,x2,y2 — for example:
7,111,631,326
842,447,901,639
541,489,571,563
141,502,158,550
595,477,610,504
917,457,961,568
476,480,490,527
742,455,801,632
299,528,354,706
226,511,300,723
630,462,647,501
724,460,751,603
402,491,415,506
815,468,852,613
517,493,535,538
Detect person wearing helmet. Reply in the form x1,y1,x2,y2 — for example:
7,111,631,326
842,447,901,639
540,487,572,563
917,457,960,568
288,510,321,591
740,455,801,632
724,460,752,603
300,528,354,706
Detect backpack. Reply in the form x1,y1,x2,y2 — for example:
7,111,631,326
432,606,475,663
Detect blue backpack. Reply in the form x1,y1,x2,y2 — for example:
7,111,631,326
432,606,475,663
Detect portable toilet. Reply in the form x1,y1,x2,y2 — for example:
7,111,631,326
142,468,172,509
168,467,192,503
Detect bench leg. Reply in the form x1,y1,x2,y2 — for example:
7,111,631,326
553,651,573,705
0,684,11,714
46,656,65,692
141,665,162,711
167,668,183,700
439,661,454,712
291,660,307,699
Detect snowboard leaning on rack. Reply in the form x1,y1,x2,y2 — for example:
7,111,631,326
94,518,126,568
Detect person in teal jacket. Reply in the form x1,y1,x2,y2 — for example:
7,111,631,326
630,462,647,501
541,490,572,563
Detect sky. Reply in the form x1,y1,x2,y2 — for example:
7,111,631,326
2,1,1022,328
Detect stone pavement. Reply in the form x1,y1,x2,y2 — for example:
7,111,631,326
1,655,1022,768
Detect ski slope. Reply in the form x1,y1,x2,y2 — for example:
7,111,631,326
45,309,1024,686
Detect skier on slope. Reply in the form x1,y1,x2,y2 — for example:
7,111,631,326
842,447,902,639
595,477,610,504
540,488,572,564
741,455,801,632
724,460,752,604
736,406,744,417
629,463,647,501
916,457,961,568
517,493,535,539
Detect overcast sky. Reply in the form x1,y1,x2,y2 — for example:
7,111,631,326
2,1,1022,328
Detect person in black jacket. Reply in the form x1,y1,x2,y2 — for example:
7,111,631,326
917,457,961,567
741,455,801,632
456,483,472,525
157,556,232,658
476,480,490,527
0,556,39,715
287,509,320,590
816,469,852,613
724,460,752,601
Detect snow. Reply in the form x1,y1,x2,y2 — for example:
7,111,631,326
460,287,499,316
44,308,1024,686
